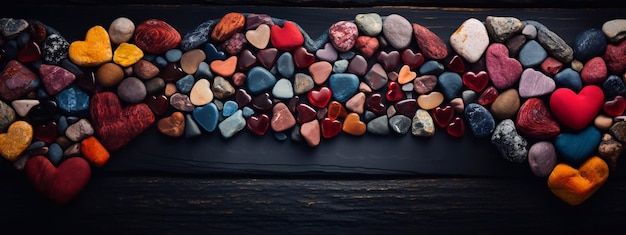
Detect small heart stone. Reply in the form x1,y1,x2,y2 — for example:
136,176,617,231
432,106,454,128
603,96,626,117
246,114,270,135
516,98,560,140
321,118,342,138
246,24,271,49
342,113,366,136
157,111,185,137
462,71,489,92
0,121,33,161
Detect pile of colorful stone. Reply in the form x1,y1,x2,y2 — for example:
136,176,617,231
1,13,625,206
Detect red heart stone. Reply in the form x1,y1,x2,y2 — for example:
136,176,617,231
385,81,404,102
462,71,489,92
401,49,425,69
321,117,342,138
293,46,315,69
516,98,560,140
447,55,465,74
377,51,400,72
477,86,498,106
297,103,317,124
366,93,386,115
90,92,155,151
246,114,270,135
432,106,454,128
446,117,465,138
549,85,604,131
603,96,626,117
25,155,91,205
17,40,42,63
270,21,304,51
308,87,332,108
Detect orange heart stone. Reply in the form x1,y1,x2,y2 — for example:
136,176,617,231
417,91,444,110
210,56,238,77
68,25,112,67
398,65,417,84
157,111,186,137
0,120,33,161
548,156,609,206
342,113,366,136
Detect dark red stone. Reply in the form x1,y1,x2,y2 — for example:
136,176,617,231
432,106,454,128
75,70,97,92
34,121,58,144
446,117,465,137
516,98,560,140
354,36,379,59
17,40,42,63
28,101,57,124
394,99,417,117
0,60,39,101
540,57,564,76
222,32,247,55
385,81,403,102
307,86,332,108
604,40,626,75
30,24,47,44
505,34,527,58
462,71,489,92
288,96,300,113
145,94,169,116
251,92,273,112
232,72,247,87
321,117,342,138
160,62,185,83
581,57,608,85
237,49,257,71
377,51,400,72
401,49,425,69
412,23,448,60
293,46,315,69
366,93,386,116
477,86,498,106
297,103,317,124
134,19,182,54
603,96,626,117
235,88,252,108
257,48,278,69
447,55,465,74
246,114,270,135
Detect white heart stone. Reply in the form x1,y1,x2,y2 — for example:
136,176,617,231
450,18,490,63
245,24,271,49
189,79,213,106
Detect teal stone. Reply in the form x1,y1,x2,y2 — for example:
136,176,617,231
438,72,463,100
518,40,547,68
329,73,359,103
277,52,295,78
194,62,213,79
464,103,495,138
184,114,202,138
274,132,288,141
218,110,246,138
57,116,68,134
175,74,195,94
222,100,238,117
554,126,601,164
55,85,90,116
242,106,255,118
193,103,219,132
333,59,349,73
246,66,277,94
419,60,445,75
272,78,294,99
165,49,183,62
154,56,168,68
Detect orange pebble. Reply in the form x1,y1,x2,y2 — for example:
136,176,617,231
342,113,366,136
397,65,417,84
210,56,237,77
327,101,347,120
80,136,110,167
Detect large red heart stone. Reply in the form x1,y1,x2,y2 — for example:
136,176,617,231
90,92,155,151
549,85,604,131
25,155,91,205
270,21,304,51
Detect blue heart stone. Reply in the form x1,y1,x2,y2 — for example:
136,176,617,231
329,73,359,103
573,28,607,62
55,85,90,116
203,43,226,62
277,52,295,78
518,40,547,68
554,68,582,92
464,103,495,138
247,66,277,94
554,125,601,164
192,103,219,132
602,75,625,100
419,60,444,75
438,72,463,100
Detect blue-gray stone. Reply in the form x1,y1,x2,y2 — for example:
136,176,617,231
364,110,377,122
603,75,625,100
194,62,213,80
213,99,223,111
175,75,195,94
247,66,277,94
184,114,202,138
55,86,90,116
16,31,31,47
142,53,157,62
203,43,226,62
367,115,390,135
218,110,245,138
181,20,215,51
165,49,183,62
274,132,288,141
277,52,295,78
37,88,49,99
339,51,356,60
222,100,238,117
333,60,349,73
154,56,168,68
193,103,219,132
573,28,607,62
554,68,582,91
464,103,495,138
27,141,46,151
329,73,359,103
57,116,68,134
491,119,528,163
419,60,445,75
272,78,294,99
242,106,255,118
438,72,463,100
43,34,69,65
303,29,328,53
518,40,547,68
523,20,574,63
389,115,412,135
48,143,63,166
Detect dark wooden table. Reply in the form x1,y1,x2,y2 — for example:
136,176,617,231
1,4,626,234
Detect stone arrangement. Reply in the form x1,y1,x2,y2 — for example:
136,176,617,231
1,13,625,206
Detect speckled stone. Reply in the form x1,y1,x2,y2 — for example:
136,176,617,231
491,119,528,163
465,103,495,138
389,115,412,135
411,109,435,137
485,16,524,42
0,100,16,133
382,14,413,49
328,21,358,52
450,18,490,63
355,13,382,36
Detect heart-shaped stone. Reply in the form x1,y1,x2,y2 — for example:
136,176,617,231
486,43,522,90
548,156,608,206
518,68,556,98
193,102,219,132
366,93,386,115
251,92,273,112
237,49,257,71
271,102,296,132
401,48,425,69
603,96,626,117
516,98,561,140
308,87,332,108
293,46,315,69
342,113,366,136
446,55,465,74
398,65,417,85
157,111,185,137
386,81,404,102
68,25,112,66
257,48,279,69
377,51,400,72
550,85,604,130
432,106,454,128
447,117,465,137
25,155,91,205
204,43,226,62
246,24,271,49
462,71,489,92
210,56,237,77
247,114,270,135
554,125,602,164
270,21,304,51
315,43,338,62
90,92,155,151
417,92,444,110
309,61,332,85
321,118,342,138
328,101,348,120
0,120,33,161
17,40,42,63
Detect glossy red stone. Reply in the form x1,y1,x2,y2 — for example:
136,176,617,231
321,117,342,138
17,40,42,63
297,103,317,124
478,86,498,106
257,48,278,69
75,70,97,92
327,101,347,120
394,99,417,118
237,49,257,71
366,93,386,116
385,81,403,102
288,96,300,113
462,71,489,92
432,106,454,128
134,19,181,54
401,49,425,69
160,62,186,83
308,87,332,109
251,92,273,112
516,98,560,140
246,114,270,136
446,117,465,138
34,121,58,144
377,51,400,72
145,94,170,116
603,96,626,117
293,46,315,69
447,55,465,74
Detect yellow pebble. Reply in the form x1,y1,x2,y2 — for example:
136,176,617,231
68,25,113,67
113,42,144,67
0,121,33,161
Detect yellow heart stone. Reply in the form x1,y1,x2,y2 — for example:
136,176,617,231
245,24,271,49
113,42,144,67
0,121,33,161
548,156,609,206
69,25,113,67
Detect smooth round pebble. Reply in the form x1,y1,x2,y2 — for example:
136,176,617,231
528,141,557,177
117,77,147,104
108,17,135,44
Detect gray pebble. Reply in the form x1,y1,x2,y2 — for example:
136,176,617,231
491,119,528,163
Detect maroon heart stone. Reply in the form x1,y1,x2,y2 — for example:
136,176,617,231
603,95,626,117
446,117,465,138
293,46,315,69
297,103,317,124
401,48,425,69
321,117,342,138
462,71,489,92
251,92,273,112
235,88,252,108
377,51,400,72
246,114,270,135
516,98,560,140
432,106,454,128
257,48,278,69
237,49,257,71
366,93,386,115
